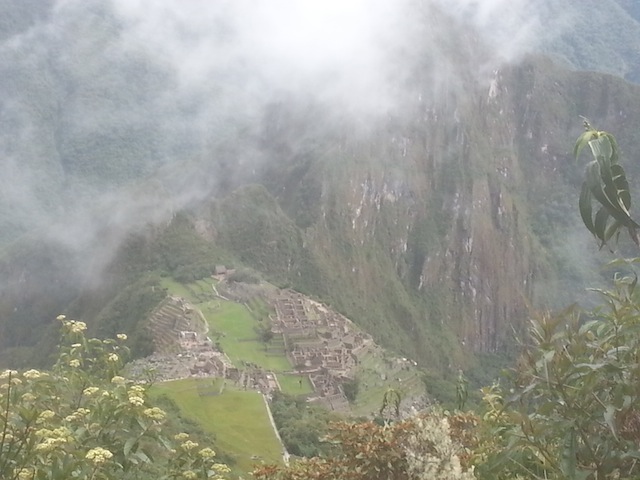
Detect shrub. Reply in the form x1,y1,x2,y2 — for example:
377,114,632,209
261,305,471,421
0,316,230,480
478,275,640,479
253,410,477,480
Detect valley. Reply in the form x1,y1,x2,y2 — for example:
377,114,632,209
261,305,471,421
123,273,425,468
147,276,424,413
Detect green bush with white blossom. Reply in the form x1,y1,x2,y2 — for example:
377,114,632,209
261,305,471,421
0,315,229,480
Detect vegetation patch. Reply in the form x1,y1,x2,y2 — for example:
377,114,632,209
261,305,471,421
350,347,425,417
152,379,283,471
276,373,314,396
203,301,290,371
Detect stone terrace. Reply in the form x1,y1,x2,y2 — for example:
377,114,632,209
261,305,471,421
129,296,235,382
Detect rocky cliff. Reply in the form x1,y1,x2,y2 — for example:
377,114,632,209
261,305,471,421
244,56,640,369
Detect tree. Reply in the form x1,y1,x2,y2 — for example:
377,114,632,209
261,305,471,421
269,391,338,458
0,316,230,480
255,323,275,349
341,377,359,403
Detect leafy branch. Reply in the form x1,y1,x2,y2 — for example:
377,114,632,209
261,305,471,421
574,121,640,248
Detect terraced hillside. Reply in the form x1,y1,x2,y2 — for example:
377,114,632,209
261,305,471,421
134,276,428,415
147,296,207,354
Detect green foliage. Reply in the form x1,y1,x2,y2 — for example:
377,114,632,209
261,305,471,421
538,0,640,83
269,392,338,458
422,372,458,410
153,213,227,282
94,275,166,359
215,185,307,286
575,123,639,248
455,371,469,411
254,410,478,480
0,213,230,368
254,322,274,347
0,316,229,479
227,268,261,284
379,388,403,420
479,274,640,479
342,378,359,403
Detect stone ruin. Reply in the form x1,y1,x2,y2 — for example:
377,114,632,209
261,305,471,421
272,290,374,410
133,288,381,412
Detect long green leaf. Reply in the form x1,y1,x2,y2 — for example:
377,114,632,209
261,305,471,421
605,132,620,164
579,182,595,234
603,219,623,247
588,135,612,162
599,154,620,210
587,161,638,227
604,404,618,440
124,437,137,457
594,207,609,244
611,164,631,212
574,130,598,160
560,427,577,478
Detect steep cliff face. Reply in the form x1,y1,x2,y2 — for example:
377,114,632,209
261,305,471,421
253,56,640,366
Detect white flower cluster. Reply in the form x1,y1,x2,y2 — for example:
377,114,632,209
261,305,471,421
13,468,34,480
181,440,199,451
83,387,101,397
34,427,74,453
143,407,166,422
198,447,216,460
36,410,56,423
66,320,87,334
212,463,231,475
128,384,146,407
0,370,18,379
65,408,90,423
405,414,475,480
21,393,36,403
85,447,113,466
23,369,42,380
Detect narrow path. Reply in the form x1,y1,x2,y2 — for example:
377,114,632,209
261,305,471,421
262,394,290,466
211,283,230,301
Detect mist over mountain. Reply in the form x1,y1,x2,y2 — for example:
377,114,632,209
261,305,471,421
2,0,640,377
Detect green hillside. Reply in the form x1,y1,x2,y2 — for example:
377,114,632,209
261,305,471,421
537,0,640,82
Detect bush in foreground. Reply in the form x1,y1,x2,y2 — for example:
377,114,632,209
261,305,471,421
0,316,229,480
253,410,477,480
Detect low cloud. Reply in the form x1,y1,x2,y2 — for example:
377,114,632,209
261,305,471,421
0,0,562,282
